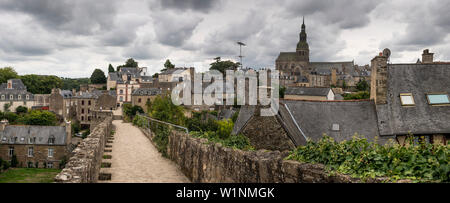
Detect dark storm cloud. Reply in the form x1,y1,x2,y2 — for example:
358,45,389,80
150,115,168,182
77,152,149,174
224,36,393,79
152,13,203,47
159,0,221,13
284,0,380,29
379,0,450,52
0,0,117,35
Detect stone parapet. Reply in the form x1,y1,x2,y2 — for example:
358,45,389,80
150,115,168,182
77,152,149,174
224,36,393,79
54,117,112,183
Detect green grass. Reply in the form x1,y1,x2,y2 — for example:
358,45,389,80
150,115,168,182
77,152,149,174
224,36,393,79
0,168,61,183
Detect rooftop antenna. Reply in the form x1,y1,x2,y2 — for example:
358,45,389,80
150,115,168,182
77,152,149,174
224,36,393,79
237,41,246,70
383,48,391,64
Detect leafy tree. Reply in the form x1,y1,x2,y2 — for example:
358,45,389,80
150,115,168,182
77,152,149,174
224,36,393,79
20,75,63,94
0,67,19,84
209,57,240,75
149,95,185,126
90,69,107,84
3,112,18,123
22,110,58,126
108,64,115,73
161,59,175,72
15,106,28,114
356,79,370,92
72,121,81,134
123,104,144,119
61,78,90,91
117,58,138,71
4,103,11,112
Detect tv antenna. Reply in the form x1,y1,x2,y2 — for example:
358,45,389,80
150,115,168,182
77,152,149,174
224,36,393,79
237,41,246,70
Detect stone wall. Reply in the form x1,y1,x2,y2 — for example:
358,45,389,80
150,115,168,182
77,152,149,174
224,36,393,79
54,117,112,183
167,131,390,183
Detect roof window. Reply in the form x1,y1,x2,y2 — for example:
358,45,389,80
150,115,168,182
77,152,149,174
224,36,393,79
426,93,450,105
400,93,415,106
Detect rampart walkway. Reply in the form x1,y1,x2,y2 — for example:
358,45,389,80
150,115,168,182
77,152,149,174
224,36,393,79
100,120,189,183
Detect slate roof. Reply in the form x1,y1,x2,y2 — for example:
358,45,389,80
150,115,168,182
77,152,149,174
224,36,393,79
108,72,122,82
285,87,331,97
60,90,73,98
276,52,305,62
120,67,141,78
282,100,381,143
0,125,67,146
74,90,116,99
132,88,161,96
160,68,189,75
141,76,154,83
310,61,354,75
376,64,450,136
231,106,256,135
0,79,34,101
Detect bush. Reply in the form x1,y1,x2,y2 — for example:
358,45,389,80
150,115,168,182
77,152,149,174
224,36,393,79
22,110,58,126
287,135,450,182
343,91,370,100
132,115,147,128
82,130,90,139
216,119,234,139
15,106,28,114
152,124,171,157
123,104,144,120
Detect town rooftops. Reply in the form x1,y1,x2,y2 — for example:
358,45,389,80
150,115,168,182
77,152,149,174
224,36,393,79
285,87,332,97
281,100,381,143
132,88,161,96
0,125,67,146
376,63,450,136
160,68,190,75
60,90,73,98
74,90,116,99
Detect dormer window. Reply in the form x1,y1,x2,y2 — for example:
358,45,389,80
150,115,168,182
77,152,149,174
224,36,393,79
26,95,30,100
10,95,13,100
1,95,4,100
18,95,21,100
48,136,55,145
426,93,450,105
400,93,415,106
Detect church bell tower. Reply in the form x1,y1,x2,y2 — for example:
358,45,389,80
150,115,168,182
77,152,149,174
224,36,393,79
296,17,310,62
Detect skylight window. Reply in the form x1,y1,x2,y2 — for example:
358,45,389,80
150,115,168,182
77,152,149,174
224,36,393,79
400,93,415,106
426,93,450,105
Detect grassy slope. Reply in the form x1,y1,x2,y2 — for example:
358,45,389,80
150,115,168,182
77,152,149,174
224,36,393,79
0,168,61,183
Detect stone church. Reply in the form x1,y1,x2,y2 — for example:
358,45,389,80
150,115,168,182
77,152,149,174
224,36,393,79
276,18,362,88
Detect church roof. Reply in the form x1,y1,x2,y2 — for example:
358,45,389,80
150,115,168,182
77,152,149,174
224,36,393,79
376,63,450,136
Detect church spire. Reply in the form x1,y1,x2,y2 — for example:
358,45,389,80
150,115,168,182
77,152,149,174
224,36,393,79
300,17,307,42
296,16,309,62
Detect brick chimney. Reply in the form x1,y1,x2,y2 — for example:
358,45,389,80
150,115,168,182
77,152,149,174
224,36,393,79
370,52,388,104
0,119,9,131
422,49,434,64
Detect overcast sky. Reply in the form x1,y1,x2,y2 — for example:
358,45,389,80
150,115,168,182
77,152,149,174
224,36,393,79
0,0,449,78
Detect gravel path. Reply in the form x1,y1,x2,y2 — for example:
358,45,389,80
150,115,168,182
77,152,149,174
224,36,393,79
107,120,189,183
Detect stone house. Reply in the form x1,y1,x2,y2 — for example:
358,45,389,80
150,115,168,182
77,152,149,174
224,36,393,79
0,79,35,112
131,88,162,113
49,89,76,120
0,120,72,169
371,49,450,145
74,90,116,126
284,87,335,101
116,82,140,106
107,67,149,90
34,94,50,109
158,68,194,83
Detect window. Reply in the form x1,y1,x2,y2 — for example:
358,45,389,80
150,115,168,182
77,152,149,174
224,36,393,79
120,96,123,102
48,136,55,145
29,137,35,144
48,148,54,157
400,93,415,106
47,162,54,169
1,95,4,100
26,95,29,100
28,147,34,157
138,98,142,103
8,147,14,157
426,93,450,105
10,95,13,100
82,100,85,105
1,136,6,142
81,109,85,114
88,100,91,106
120,90,124,94
81,116,84,121
18,95,21,100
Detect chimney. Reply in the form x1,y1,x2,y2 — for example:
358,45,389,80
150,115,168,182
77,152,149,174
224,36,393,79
65,120,72,146
0,119,9,131
370,52,388,104
422,49,434,63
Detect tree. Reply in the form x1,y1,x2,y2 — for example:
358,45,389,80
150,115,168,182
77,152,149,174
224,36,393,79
15,106,28,114
90,69,107,84
117,58,139,71
162,59,175,72
4,103,11,112
209,58,240,75
356,79,370,92
108,64,115,73
279,86,286,99
61,77,90,91
0,67,19,84
149,95,186,125
22,110,58,126
20,75,63,94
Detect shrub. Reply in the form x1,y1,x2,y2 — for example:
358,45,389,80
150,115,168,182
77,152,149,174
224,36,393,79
216,119,234,139
152,124,171,157
287,135,450,182
22,110,58,126
15,106,28,114
343,91,370,100
82,130,90,139
191,131,253,151
132,115,147,128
